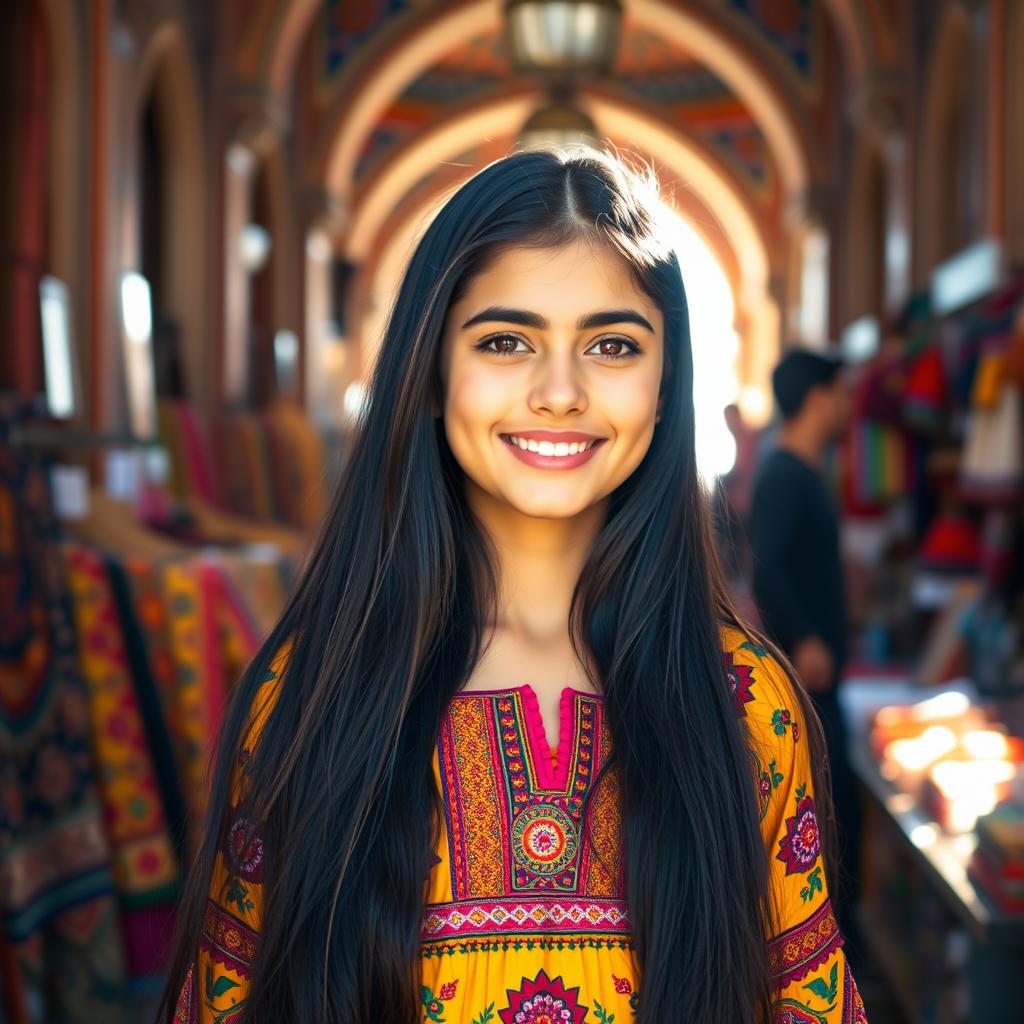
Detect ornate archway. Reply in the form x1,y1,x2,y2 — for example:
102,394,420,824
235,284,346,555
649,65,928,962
134,21,209,407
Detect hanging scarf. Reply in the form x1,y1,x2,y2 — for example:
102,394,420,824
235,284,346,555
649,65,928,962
62,543,180,979
0,394,127,1021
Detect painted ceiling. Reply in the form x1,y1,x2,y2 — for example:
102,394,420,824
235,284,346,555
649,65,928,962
315,1,826,216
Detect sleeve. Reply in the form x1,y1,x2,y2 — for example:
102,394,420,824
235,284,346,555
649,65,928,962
728,633,869,1023
748,467,815,651
174,641,290,1024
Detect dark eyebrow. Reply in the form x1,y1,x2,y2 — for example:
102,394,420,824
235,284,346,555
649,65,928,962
461,306,655,334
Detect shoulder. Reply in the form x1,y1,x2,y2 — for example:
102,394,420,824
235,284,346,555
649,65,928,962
754,450,807,489
718,623,803,740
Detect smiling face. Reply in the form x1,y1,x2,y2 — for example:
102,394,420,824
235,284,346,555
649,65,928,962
438,239,666,521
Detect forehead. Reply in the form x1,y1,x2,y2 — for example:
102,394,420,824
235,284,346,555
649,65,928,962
453,240,659,320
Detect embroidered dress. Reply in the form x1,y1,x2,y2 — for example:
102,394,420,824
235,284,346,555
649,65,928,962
176,626,868,1023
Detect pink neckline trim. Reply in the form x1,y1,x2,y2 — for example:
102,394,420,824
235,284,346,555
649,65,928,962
450,682,603,791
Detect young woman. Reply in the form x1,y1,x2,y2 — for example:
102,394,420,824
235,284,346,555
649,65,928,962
160,148,867,1023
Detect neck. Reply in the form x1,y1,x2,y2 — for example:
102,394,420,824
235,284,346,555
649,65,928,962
777,420,825,470
465,481,607,643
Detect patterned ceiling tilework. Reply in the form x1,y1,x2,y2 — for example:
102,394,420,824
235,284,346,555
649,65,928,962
726,0,815,79
323,0,411,78
611,29,774,192
353,32,510,181
351,26,774,198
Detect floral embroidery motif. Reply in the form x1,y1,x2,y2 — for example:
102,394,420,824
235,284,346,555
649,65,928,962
422,979,460,1022
611,974,640,1016
500,968,589,1024
724,652,756,715
772,957,842,1024
771,708,800,741
766,898,843,986
740,639,768,658
436,688,623,916
842,959,868,1023
745,749,774,819
203,962,244,1023
802,960,839,1009
776,785,821,875
223,815,264,882
511,803,579,876
800,866,823,903
772,998,829,1023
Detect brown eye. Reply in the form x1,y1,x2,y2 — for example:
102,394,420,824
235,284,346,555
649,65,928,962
586,336,641,360
475,333,529,356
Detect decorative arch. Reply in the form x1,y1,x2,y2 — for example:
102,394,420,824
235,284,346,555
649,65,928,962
134,21,209,406
234,0,318,95
308,0,816,203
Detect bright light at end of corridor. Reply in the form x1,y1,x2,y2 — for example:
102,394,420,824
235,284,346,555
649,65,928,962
657,208,739,481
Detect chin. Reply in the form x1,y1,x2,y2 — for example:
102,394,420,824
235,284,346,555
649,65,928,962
506,495,596,520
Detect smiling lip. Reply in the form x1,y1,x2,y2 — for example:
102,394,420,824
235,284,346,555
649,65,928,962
500,431,607,470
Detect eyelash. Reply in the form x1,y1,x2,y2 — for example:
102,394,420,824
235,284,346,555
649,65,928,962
474,333,641,360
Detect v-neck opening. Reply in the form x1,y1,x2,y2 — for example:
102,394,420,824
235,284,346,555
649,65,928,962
449,682,602,792
518,684,574,791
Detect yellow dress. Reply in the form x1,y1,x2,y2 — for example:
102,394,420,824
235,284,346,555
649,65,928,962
174,626,868,1023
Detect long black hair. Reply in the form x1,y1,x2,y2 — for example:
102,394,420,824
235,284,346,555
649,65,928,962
158,146,838,1023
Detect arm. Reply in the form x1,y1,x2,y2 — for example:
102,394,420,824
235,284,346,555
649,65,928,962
175,642,290,1024
749,468,815,652
736,638,868,1022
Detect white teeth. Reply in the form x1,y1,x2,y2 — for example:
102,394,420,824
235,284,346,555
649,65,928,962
506,435,596,457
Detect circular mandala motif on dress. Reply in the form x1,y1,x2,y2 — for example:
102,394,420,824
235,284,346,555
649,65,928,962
511,803,579,875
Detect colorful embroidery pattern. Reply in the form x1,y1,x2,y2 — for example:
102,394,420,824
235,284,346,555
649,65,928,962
725,651,757,715
499,968,588,1024
751,749,773,820
422,898,630,939
176,627,868,1023
201,899,259,978
767,898,843,986
776,785,821,875
841,959,869,1023
223,815,265,883
422,978,459,1022
771,707,801,741
611,973,640,1016
436,688,623,913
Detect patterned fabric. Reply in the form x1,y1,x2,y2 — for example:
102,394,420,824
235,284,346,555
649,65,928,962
0,394,129,1022
62,544,181,978
263,398,328,530
176,626,867,1023
106,557,189,865
216,553,288,639
121,558,191,830
161,562,228,852
215,415,278,521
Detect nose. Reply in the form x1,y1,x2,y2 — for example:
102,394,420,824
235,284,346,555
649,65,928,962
527,349,588,417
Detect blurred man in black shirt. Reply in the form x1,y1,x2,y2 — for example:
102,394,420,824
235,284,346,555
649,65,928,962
749,348,863,960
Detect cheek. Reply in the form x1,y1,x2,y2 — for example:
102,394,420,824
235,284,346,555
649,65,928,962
601,371,661,435
444,365,508,442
